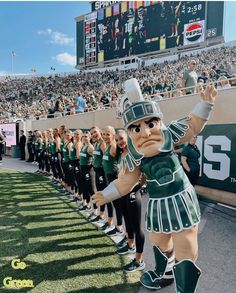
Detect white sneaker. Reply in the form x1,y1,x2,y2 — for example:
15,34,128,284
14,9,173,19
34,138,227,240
97,217,106,224
123,258,145,273
104,225,115,233
86,206,93,212
106,227,125,237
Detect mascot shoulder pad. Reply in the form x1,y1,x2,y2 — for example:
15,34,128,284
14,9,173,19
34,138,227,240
167,116,190,144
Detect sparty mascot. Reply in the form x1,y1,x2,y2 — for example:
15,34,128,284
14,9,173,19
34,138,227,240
93,78,217,292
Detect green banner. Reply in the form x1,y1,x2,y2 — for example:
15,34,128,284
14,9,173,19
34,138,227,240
196,124,236,193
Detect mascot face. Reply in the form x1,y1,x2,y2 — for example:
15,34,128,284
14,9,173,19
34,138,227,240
121,78,172,159
128,117,164,157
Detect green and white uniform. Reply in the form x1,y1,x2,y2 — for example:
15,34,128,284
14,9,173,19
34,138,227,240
35,138,43,152
80,145,93,166
126,119,201,234
60,137,64,153
142,152,200,234
80,145,94,205
49,139,57,156
93,142,103,169
62,143,69,163
102,145,118,175
69,144,76,161
42,140,47,151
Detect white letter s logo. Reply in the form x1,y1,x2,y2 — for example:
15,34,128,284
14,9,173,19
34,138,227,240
204,136,231,180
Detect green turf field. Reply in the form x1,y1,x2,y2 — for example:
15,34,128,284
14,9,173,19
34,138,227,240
0,170,141,293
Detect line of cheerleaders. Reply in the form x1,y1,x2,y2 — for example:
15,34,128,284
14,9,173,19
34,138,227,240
33,124,146,273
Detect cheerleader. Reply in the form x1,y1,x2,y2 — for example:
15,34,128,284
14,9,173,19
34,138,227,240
79,131,94,211
62,131,73,195
35,131,43,173
115,129,145,273
52,128,64,185
101,126,124,237
41,131,50,175
90,126,111,223
71,129,83,203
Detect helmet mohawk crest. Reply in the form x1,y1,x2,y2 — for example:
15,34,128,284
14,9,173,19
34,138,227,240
121,78,163,129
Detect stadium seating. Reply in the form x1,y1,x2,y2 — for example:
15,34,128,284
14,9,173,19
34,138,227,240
1,44,236,123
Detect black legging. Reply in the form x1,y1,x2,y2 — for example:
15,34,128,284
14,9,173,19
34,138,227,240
49,154,58,179
62,161,70,185
74,159,82,195
42,150,50,173
94,167,112,215
81,165,94,205
37,150,43,170
67,160,76,190
20,145,25,160
54,153,63,180
0,143,3,160
106,172,123,226
185,170,200,187
122,190,145,254
27,143,34,161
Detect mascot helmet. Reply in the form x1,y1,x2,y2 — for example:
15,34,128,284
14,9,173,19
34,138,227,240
121,78,163,129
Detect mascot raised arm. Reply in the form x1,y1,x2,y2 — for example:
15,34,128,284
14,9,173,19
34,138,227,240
93,78,217,292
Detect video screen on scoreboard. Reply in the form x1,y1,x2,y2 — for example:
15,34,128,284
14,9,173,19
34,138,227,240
91,1,205,64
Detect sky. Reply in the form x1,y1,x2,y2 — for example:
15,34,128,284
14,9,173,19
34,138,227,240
0,0,236,76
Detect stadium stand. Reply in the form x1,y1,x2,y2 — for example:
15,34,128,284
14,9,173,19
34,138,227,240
0,43,236,123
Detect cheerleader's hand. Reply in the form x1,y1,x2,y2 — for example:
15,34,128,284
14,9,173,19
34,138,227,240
198,83,218,104
92,192,106,207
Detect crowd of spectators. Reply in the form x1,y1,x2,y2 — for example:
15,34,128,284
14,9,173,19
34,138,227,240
1,44,236,123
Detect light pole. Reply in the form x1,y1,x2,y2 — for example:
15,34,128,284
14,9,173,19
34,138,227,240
11,51,16,75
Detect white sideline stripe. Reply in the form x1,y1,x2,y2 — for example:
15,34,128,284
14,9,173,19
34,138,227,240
218,203,236,211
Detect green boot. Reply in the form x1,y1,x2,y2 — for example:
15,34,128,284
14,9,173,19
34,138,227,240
173,259,201,293
140,246,174,290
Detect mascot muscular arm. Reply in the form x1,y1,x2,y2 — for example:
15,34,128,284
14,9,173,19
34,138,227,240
92,165,141,206
178,84,217,144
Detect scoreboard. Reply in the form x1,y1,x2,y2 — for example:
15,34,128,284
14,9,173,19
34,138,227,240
76,1,224,67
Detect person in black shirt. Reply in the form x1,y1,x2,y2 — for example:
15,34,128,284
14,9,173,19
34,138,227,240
100,93,110,108
0,130,5,163
19,130,26,160
181,136,201,186
142,80,152,95
198,71,209,84
26,131,34,162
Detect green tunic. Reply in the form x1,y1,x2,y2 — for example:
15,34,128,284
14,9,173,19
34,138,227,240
140,152,201,234
62,144,69,163
93,142,103,168
42,140,47,151
102,145,117,175
35,139,43,152
80,145,92,166
60,137,64,153
49,140,57,155
126,118,200,234
69,144,76,161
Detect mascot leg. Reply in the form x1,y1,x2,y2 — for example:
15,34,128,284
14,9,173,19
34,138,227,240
173,259,201,293
172,226,200,292
140,246,174,290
